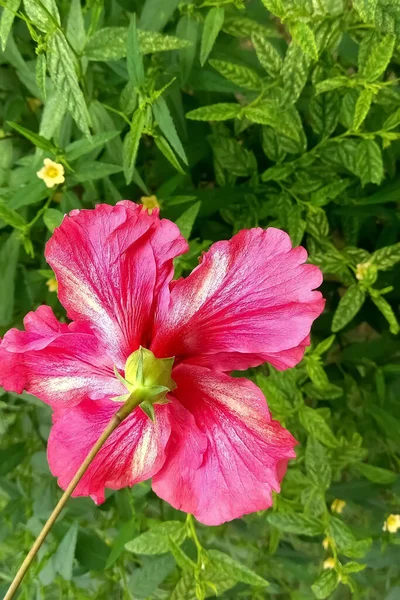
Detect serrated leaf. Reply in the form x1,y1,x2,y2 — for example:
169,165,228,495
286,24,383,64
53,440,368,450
312,570,339,599
0,0,20,52
125,521,186,555
209,59,261,90
353,462,397,484
127,14,145,89
290,22,318,60
267,512,324,536
47,30,91,136
332,284,366,332
35,52,47,99
244,103,300,141
282,43,311,104
305,436,331,490
7,121,57,152
306,358,330,390
65,131,120,161
208,550,269,587
356,139,383,186
200,6,224,66
128,555,175,598
261,0,285,17
170,570,196,600
175,202,200,240
371,243,400,270
359,33,395,81
186,103,241,121
84,27,191,61
309,91,340,138
353,88,373,130
306,209,329,239
153,97,187,164
261,163,294,182
23,0,60,33
123,109,146,184
154,136,185,175
287,205,306,246
315,77,348,94
66,0,86,53
251,33,282,77
299,406,338,448
369,291,400,335
353,0,377,22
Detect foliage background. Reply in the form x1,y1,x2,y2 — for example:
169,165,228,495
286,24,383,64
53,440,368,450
1,0,400,598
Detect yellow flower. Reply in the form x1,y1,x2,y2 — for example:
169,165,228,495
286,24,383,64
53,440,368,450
323,557,336,570
46,278,58,293
383,514,400,534
331,499,346,514
141,195,160,214
322,537,330,550
37,158,65,188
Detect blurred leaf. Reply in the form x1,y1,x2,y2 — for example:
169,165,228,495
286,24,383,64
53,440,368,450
0,232,20,326
200,7,224,66
332,285,366,332
123,109,146,184
0,443,26,475
53,522,78,581
43,208,63,232
312,570,339,599
175,201,200,240
186,103,241,121
153,97,188,164
289,22,318,60
125,521,186,555
267,513,324,536
0,0,20,52
354,463,397,484
209,59,262,91
252,33,282,77
127,14,145,89
128,555,175,598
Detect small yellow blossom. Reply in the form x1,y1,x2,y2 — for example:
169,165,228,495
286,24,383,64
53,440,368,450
331,499,346,514
323,557,336,570
141,195,160,214
322,537,330,550
383,514,400,534
46,278,58,293
37,158,65,188
356,262,370,280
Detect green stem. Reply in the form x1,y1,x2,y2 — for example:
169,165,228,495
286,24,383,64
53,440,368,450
186,514,203,556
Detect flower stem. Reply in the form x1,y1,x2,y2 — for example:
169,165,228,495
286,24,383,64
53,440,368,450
4,409,127,600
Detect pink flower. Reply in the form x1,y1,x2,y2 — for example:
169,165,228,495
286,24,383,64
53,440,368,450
0,201,324,525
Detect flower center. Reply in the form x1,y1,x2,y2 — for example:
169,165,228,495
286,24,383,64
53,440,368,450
45,166,60,178
113,347,175,421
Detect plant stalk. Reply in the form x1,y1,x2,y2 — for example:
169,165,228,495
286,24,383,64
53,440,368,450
4,407,128,600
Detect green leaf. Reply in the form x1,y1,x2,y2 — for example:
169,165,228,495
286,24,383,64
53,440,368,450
313,335,336,356
316,77,349,95
66,0,86,53
244,103,301,141
128,555,175,599
312,570,339,599
371,243,400,270
36,53,47,99
127,14,145,89
282,43,311,104
43,208,63,232
306,358,330,390
0,202,27,229
154,136,185,175
306,209,329,239
354,462,397,484
168,537,195,570
342,562,366,574
7,121,57,152
84,27,191,61
125,521,186,555
0,232,20,326
106,522,138,569
123,109,146,184
353,0,377,22
170,570,196,600
177,15,200,84
207,550,269,587
369,291,400,335
153,97,187,164
200,6,224,66
0,442,26,476
53,522,78,581
9,180,49,210
139,0,180,32
305,436,331,490
309,91,340,138
356,139,383,185
267,512,324,536
22,0,60,33
209,59,262,91
175,202,200,240
72,162,123,183
261,163,294,182
186,103,241,122
359,34,395,81
261,0,285,17
287,204,306,246
251,33,282,77
289,22,318,60
47,30,91,136
353,89,373,131
65,131,121,161
332,284,366,332
0,0,20,52
299,406,338,448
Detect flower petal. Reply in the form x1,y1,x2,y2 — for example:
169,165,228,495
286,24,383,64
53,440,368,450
152,228,324,371
152,364,297,526
48,399,171,503
45,201,187,367
0,306,122,407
